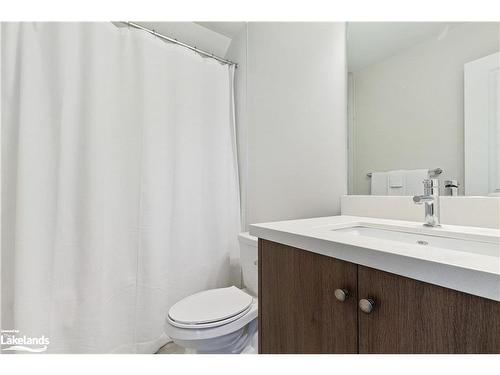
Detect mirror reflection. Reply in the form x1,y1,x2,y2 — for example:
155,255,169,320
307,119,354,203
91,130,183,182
347,22,500,196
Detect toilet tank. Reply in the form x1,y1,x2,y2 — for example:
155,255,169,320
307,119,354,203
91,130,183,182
238,232,258,296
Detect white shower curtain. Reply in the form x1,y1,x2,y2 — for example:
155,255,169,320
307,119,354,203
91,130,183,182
1,22,241,353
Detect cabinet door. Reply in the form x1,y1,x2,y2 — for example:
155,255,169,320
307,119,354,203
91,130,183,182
358,266,500,353
259,240,358,353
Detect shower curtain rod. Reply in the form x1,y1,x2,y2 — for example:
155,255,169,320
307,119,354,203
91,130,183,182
121,22,238,67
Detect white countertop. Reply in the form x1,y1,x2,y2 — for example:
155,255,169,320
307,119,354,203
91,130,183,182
249,215,500,302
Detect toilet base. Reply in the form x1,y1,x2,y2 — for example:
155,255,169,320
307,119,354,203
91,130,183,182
172,319,258,354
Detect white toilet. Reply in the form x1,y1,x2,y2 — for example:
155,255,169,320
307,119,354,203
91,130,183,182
164,232,258,354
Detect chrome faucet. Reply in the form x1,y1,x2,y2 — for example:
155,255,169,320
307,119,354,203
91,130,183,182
413,179,440,227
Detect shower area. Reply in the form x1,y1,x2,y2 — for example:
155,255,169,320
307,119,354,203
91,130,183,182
1,22,242,353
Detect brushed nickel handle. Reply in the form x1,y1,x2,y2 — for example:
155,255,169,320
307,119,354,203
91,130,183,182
359,298,375,314
334,289,349,302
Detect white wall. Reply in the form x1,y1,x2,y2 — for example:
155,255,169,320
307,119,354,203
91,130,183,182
246,23,347,226
351,23,500,195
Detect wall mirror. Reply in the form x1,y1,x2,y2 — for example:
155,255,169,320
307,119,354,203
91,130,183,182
347,22,500,196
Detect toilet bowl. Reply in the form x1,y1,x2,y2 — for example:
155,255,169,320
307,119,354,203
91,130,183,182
164,232,258,354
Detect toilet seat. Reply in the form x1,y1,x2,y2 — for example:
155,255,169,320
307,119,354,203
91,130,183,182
165,298,258,342
168,304,252,329
167,286,253,329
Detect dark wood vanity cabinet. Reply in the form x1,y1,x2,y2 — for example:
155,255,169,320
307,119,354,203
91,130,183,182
258,240,358,353
258,239,500,354
357,265,500,353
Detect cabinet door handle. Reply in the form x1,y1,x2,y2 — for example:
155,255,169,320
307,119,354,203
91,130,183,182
359,298,376,314
334,288,350,302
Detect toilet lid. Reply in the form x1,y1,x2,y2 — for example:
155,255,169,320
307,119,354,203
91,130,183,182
167,304,253,329
168,286,253,325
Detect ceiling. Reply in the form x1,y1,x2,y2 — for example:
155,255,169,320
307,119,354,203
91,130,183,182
195,22,246,39
347,22,462,72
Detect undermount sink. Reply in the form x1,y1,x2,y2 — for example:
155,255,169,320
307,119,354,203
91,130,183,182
332,225,500,257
